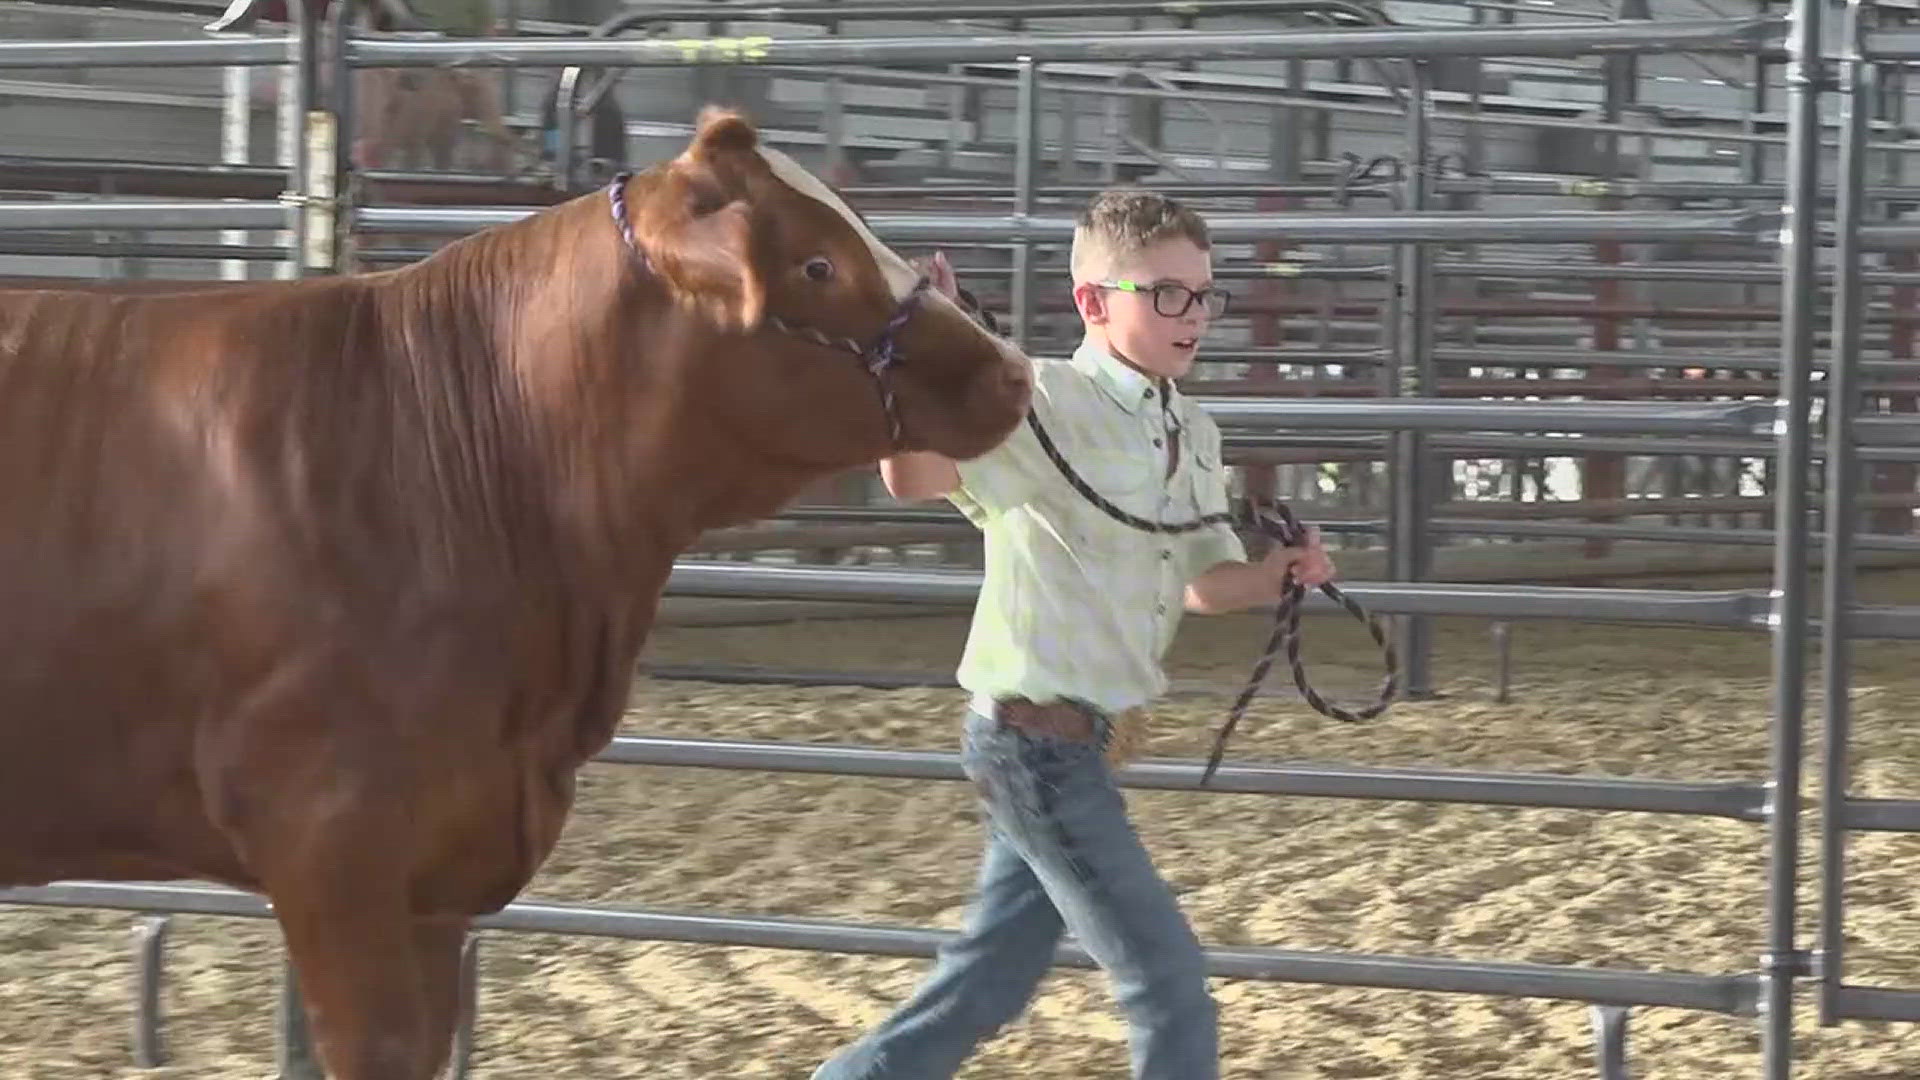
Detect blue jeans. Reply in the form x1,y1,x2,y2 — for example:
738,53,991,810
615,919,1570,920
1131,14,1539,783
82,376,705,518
810,704,1218,1079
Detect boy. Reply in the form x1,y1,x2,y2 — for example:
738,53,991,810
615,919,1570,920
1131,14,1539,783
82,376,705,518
809,189,1334,1080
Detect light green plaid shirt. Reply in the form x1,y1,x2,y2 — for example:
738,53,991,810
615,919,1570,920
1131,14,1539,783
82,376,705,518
949,340,1247,716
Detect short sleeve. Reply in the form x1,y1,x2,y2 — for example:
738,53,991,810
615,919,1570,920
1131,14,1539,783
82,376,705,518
948,398,1053,521
1182,417,1247,578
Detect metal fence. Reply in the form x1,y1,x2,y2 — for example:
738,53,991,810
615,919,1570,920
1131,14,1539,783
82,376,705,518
2,4,1920,1080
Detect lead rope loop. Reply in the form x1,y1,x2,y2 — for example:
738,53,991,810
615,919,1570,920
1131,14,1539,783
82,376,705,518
1022,407,1399,786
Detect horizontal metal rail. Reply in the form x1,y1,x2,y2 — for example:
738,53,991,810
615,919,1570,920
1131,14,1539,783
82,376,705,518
0,37,293,68
596,736,1772,820
1195,398,1782,435
1853,415,1920,447
662,561,1768,625
1838,797,1920,832
661,562,1920,638
1864,29,1920,61
343,20,1785,68
355,205,1775,244
1852,222,1920,250
0,199,289,231
587,0,1394,27
1423,519,1920,552
1211,349,1920,379
1428,348,1920,376
0,880,1759,1015
1228,432,1920,463
1432,260,1920,286
761,504,1920,551
1840,605,1920,637
1826,985,1920,1022
853,177,1920,204
21,158,1920,221
0,235,291,262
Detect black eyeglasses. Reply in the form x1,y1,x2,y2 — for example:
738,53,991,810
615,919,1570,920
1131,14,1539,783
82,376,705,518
1096,279,1232,319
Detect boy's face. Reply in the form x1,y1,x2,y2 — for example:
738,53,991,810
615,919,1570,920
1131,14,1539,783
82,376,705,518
1077,237,1218,380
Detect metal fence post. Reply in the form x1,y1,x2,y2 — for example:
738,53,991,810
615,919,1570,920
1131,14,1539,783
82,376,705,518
1012,55,1039,350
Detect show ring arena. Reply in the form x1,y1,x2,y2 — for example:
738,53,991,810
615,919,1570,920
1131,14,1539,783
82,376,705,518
4,0,1920,1077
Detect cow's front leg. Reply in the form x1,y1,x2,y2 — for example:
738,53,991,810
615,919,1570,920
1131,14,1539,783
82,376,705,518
414,915,472,1080
269,862,439,1080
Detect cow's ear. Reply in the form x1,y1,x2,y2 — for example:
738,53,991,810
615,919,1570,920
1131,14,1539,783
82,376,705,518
632,157,767,331
685,106,758,162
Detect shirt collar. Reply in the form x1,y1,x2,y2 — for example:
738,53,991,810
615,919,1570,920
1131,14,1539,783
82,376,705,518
1070,339,1167,416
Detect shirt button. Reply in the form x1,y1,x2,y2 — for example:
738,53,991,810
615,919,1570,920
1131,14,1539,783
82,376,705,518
1161,550,1171,561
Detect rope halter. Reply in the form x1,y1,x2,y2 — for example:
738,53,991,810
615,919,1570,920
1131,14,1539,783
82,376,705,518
606,171,932,449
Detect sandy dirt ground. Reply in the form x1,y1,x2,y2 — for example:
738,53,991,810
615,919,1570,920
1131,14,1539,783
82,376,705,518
6,564,1920,1079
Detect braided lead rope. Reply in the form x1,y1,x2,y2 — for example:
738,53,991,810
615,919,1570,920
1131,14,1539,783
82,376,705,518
763,313,908,448
861,284,928,447
1022,408,1399,786
763,274,928,450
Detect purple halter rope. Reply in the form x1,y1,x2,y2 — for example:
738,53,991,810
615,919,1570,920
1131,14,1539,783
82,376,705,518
605,171,929,447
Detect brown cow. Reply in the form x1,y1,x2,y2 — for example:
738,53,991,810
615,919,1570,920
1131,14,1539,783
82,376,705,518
0,107,1030,1079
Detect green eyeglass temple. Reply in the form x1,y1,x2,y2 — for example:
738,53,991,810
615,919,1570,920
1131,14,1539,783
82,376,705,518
1097,279,1231,318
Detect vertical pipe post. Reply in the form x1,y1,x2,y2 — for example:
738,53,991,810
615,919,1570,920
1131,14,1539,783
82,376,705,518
450,932,481,1079
1743,0,1772,537
1768,0,1824,1070
1244,55,1306,558
320,0,354,275
1388,60,1434,698
824,14,847,183
1872,10,1916,536
276,957,323,1080
1819,0,1873,1030
1012,55,1038,350
220,57,252,281
280,0,313,280
1584,0,1646,558
131,915,171,1068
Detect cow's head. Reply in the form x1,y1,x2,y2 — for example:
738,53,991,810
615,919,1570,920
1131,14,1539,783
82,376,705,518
617,107,1032,470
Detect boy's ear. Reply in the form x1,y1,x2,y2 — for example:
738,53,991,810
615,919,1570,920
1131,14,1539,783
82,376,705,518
1073,281,1108,324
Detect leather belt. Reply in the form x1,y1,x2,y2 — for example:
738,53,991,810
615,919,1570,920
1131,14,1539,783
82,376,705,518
994,696,1100,741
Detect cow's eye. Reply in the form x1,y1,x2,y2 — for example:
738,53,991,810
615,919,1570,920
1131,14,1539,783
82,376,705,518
802,256,834,282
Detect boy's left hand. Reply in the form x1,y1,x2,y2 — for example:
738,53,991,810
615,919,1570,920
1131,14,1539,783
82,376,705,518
1293,527,1336,588
1263,526,1335,590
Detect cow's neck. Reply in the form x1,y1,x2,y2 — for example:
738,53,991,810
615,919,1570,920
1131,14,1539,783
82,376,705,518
429,197,845,606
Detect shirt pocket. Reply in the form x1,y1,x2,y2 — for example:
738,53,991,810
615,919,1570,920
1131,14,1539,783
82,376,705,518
1059,449,1166,551
1184,443,1230,516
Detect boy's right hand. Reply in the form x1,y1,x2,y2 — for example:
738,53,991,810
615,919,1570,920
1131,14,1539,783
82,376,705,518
917,250,960,300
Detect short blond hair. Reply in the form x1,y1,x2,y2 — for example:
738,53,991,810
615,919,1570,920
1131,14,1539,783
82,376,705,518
1069,188,1211,285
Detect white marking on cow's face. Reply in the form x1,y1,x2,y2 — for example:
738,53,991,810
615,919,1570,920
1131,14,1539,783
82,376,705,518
755,145,920,303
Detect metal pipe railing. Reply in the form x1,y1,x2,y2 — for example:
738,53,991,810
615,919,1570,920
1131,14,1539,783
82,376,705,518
1820,0,1873,1027
347,205,1776,243
766,57,1920,156
1194,397,1781,435
337,20,1785,68
1761,0,1825,1070
582,0,1395,29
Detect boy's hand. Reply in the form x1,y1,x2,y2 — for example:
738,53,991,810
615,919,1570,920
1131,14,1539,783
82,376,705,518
916,250,961,300
1261,526,1336,591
